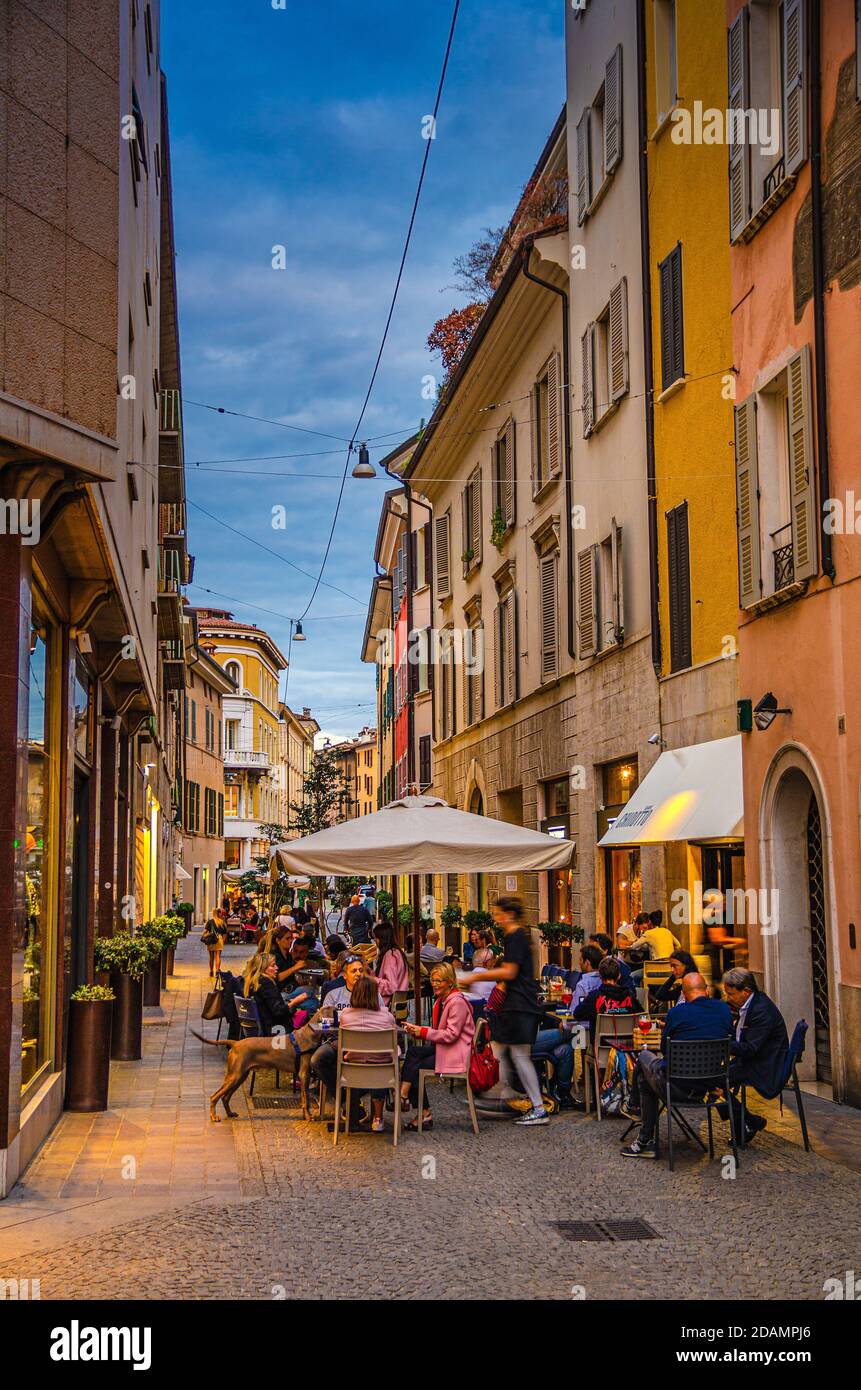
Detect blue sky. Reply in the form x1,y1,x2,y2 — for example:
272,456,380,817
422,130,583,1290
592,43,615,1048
162,0,564,740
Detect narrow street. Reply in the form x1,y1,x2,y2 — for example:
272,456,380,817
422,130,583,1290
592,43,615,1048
2,937,859,1302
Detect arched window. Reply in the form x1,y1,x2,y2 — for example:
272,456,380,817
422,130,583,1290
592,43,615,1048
225,660,242,690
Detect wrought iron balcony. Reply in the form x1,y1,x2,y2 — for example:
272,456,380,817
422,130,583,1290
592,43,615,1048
773,540,795,592
763,155,786,202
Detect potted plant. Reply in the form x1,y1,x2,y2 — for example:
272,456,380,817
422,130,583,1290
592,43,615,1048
141,914,185,982
490,506,508,552
376,889,393,922
65,984,115,1112
94,933,160,1061
441,902,462,952
175,900,194,938
537,921,583,969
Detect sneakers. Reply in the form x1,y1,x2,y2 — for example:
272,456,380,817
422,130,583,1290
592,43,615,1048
743,1114,767,1144
554,1092,579,1112
371,1118,384,1133
515,1106,550,1126
621,1136,657,1159
619,1099,641,1121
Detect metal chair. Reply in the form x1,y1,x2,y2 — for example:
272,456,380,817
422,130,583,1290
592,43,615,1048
591,1013,637,1121
234,996,282,1094
642,959,674,995
740,1018,811,1152
664,1037,738,1172
333,1026,401,1147
417,1067,480,1136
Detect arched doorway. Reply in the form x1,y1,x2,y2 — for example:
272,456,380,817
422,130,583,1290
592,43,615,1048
761,752,836,1089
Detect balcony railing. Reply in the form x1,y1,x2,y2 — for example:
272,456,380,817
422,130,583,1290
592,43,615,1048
159,502,186,542
224,748,271,771
160,388,182,434
763,155,786,202
773,540,795,592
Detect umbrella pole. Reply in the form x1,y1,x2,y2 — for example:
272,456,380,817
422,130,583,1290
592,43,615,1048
412,875,422,1027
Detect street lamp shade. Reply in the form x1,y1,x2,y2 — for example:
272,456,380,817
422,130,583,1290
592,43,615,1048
293,620,307,642
351,443,376,479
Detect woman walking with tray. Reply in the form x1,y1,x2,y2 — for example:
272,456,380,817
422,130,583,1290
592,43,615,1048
467,896,549,1126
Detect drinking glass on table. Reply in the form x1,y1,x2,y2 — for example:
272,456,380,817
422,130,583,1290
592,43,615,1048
638,1014,652,1034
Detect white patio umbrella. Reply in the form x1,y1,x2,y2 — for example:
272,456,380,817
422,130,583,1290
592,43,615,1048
269,795,575,994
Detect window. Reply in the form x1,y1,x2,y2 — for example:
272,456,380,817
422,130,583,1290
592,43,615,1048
492,420,516,529
225,784,239,817
575,46,623,223
581,278,628,434
190,700,197,744
415,523,431,589
419,735,432,791
658,243,684,391
532,354,563,494
225,660,241,690
654,0,678,126
577,521,624,658
185,781,200,833
734,344,816,606
539,552,559,682
438,629,457,740
463,622,484,727
666,501,692,671
729,1,807,242
461,467,482,575
494,589,518,708
434,511,451,599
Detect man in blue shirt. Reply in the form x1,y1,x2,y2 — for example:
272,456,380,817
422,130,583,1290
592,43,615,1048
621,974,733,1159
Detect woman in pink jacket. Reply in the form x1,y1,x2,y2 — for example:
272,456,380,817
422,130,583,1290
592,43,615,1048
372,922,409,1004
339,974,399,1133
401,962,475,1130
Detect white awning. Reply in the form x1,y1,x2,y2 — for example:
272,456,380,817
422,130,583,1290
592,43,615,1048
598,735,744,847
174,863,192,881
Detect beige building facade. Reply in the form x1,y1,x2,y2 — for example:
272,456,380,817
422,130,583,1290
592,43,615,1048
275,702,318,833
181,614,234,923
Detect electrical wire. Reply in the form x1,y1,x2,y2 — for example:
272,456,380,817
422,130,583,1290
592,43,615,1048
297,0,461,622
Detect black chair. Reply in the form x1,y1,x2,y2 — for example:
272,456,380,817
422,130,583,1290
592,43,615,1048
740,1019,810,1152
664,1037,738,1172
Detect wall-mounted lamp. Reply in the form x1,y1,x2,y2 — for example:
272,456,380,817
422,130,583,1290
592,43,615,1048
753,692,793,732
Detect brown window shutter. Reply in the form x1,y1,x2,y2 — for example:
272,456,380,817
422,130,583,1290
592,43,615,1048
503,420,515,525
611,518,624,643
506,591,518,705
471,469,482,565
434,512,450,598
609,277,629,403
604,44,623,175
540,554,558,681
787,344,817,581
581,325,594,436
576,107,591,223
783,0,807,176
667,501,692,671
577,545,598,659
734,395,762,607
547,353,562,478
659,245,684,391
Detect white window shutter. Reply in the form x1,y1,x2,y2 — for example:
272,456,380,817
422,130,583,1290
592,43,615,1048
611,518,624,642
734,396,762,608
577,545,599,658
547,353,562,478
434,513,450,598
783,0,808,177
576,108,591,223
540,554,558,681
728,12,750,241
581,325,594,437
609,277,629,403
604,44,623,175
787,345,817,581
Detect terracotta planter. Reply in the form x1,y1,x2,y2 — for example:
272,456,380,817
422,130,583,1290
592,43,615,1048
143,954,162,1007
65,999,113,1111
110,970,143,1060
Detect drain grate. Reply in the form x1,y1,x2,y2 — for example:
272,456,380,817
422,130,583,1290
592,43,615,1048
251,1094,303,1111
551,1219,662,1243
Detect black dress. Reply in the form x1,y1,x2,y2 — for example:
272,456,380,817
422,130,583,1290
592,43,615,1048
492,927,541,1046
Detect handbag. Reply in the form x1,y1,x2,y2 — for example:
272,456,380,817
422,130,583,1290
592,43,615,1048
201,973,225,1021
469,1039,499,1094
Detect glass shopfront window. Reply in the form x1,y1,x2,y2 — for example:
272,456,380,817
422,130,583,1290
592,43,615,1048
22,601,59,1094
600,757,641,935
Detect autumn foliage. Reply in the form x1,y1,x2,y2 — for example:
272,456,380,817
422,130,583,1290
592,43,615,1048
426,301,487,381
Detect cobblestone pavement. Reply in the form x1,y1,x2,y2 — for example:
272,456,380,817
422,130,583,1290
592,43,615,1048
1,939,859,1301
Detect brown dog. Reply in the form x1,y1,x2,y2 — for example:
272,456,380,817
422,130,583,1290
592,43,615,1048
191,1011,331,1122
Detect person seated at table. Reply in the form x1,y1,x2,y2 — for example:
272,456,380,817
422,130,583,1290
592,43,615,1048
420,928,446,967
717,967,789,1145
628,912,682,985
621,973,733,1159
588,932,636,989
471,928,498,969
243,953,309,1035
400,963,475,1129
651,949,698,1010
311,954,366,1119
567,944,604,1019
323,934,347,971
532,1018,577,1111
372,922,409,1005
339,974,399,1133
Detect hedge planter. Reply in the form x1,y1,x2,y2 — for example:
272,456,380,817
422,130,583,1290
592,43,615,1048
110,971,143,1061
143,953,163,1007
65,998,113,1111
159,949,168,989
166,945,176,977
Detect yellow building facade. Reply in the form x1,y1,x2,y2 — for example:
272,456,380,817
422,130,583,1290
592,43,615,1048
194,610,289,870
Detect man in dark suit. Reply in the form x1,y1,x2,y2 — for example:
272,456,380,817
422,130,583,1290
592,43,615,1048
721,968,789,1144
621,974,734,1159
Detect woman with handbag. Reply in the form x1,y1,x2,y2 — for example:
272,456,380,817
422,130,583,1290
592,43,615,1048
201,909,226,977
400,962,475,1130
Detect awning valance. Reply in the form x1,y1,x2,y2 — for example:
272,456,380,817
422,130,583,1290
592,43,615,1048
597,735,744,847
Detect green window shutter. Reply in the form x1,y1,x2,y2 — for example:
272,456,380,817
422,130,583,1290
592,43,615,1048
783,0,808,177
728,11,751,240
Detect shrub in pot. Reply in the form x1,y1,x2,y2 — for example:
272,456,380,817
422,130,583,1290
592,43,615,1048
94,933,160,1061
140,914,185,987
175,900,194,937
65,984,115,1111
